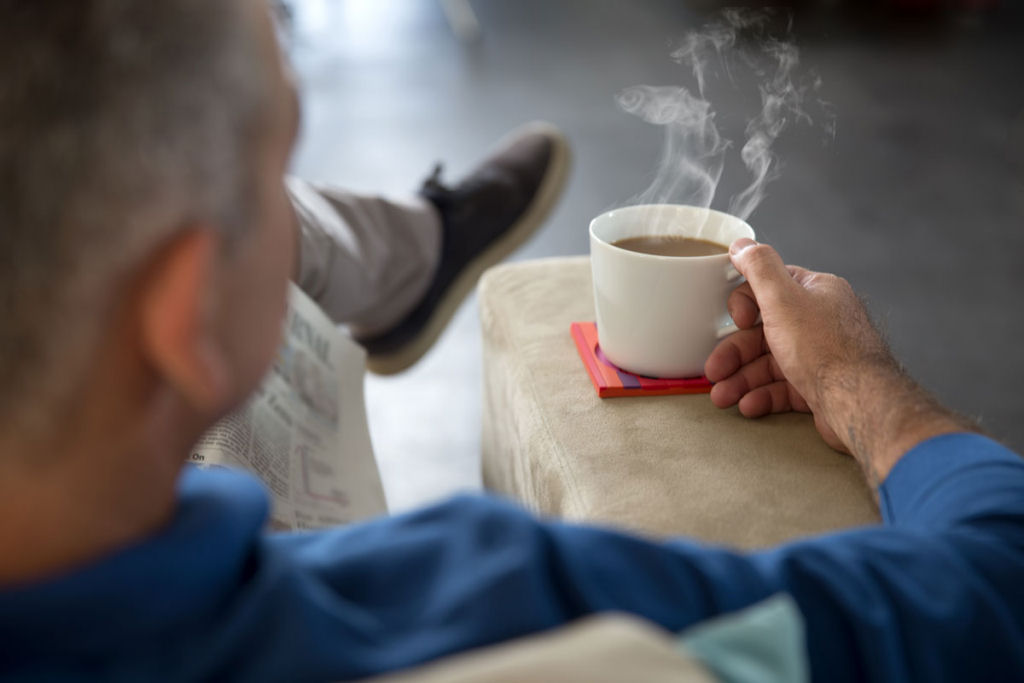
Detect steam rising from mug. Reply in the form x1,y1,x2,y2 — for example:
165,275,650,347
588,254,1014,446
617,10,834,226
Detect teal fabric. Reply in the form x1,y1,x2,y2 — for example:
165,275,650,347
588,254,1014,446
677,593,808,683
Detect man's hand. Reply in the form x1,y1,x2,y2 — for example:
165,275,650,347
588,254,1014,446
704,239,893,451
705,238,978,488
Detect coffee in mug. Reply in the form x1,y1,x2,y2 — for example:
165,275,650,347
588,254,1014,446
612,235,728,258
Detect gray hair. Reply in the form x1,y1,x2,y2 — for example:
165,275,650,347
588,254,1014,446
0,0,274,437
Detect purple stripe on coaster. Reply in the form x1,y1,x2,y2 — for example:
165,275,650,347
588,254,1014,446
595,344,642,389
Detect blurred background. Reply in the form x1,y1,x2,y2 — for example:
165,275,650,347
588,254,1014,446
280,0,1024,512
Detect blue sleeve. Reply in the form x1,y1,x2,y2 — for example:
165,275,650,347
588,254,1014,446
226,435,1024,682
750,434,1024,681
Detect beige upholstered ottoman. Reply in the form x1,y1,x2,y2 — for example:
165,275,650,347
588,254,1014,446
479,257,879,549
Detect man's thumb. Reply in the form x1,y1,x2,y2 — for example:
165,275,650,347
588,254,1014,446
729,239,794,301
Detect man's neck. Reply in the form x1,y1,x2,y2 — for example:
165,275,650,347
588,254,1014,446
0,391,201,586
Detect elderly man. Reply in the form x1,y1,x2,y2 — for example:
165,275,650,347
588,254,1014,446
1,1,1022,682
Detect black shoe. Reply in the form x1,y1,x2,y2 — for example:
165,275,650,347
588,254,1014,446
359,121,570,374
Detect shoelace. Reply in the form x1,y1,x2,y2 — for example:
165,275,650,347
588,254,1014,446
422,162,504,199
421,163,450,195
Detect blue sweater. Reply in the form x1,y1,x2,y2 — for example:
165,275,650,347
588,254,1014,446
1,434,1022,681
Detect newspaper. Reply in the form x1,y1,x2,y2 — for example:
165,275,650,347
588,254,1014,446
189,283,387,530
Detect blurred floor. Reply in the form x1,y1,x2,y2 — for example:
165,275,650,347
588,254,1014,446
283,0,1024,512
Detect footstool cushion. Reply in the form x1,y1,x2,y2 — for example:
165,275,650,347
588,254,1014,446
478,257,879,549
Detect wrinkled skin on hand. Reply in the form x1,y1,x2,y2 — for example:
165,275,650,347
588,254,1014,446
705,239,980,488
705,239,896,454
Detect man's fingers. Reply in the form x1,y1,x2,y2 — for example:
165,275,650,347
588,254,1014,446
729,239,797,307
728,266,811,328
704,327,767,383
726,282,760,329
737,380,807,418
708,352,786,408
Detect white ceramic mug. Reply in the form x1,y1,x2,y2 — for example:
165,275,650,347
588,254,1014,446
589,204,755,378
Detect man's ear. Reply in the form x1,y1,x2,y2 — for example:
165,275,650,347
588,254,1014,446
138,227,232,415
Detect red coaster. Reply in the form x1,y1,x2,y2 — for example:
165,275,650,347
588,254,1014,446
570,322,713,398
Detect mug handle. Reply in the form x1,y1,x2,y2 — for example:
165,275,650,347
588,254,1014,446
716,321,740,339
717,263,748,339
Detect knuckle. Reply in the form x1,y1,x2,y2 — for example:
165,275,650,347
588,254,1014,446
745,244,779,268
822,272,852,292
741,246,784,284
833,275,853,292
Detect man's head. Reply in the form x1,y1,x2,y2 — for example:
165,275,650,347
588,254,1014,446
0,0,298,444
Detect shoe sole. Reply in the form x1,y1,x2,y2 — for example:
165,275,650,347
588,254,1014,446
366,122,571,375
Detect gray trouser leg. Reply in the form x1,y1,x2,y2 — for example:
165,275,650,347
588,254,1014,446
287,177,442,335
